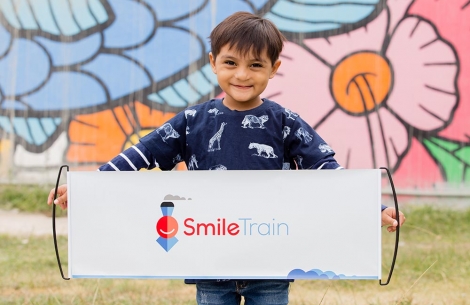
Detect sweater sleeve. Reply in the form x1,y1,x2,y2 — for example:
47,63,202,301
285,114,343,170
139,111,187,171
98,142,158,171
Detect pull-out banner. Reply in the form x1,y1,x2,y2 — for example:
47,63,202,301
67,170,382,280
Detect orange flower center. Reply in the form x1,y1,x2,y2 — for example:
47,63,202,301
331,52,392,115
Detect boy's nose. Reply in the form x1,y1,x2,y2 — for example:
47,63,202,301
235,67,249,80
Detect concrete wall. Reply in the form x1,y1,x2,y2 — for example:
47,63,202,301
0,0,469,195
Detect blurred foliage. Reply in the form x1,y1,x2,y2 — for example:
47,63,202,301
0,184,66,216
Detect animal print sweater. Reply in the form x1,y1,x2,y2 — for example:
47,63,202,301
98,98,342,172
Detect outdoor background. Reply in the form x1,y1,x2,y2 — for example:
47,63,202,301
0,1,469,304
0,0,469,194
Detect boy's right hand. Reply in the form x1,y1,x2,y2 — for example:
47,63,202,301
47,184,68,210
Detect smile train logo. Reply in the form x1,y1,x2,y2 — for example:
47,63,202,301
156,201,179,252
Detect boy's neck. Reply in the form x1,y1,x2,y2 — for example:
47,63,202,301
222,97,263,111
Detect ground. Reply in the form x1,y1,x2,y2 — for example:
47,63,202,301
0,209,67,236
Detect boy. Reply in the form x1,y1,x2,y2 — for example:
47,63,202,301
49,11,405,305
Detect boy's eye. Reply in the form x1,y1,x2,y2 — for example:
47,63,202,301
251,63,263,68
225,61,236,66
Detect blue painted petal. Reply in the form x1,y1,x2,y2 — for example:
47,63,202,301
0,116,13,133
175,1,255,51
0,25,10,57
271,0,376,23
104,0,154,49
29,0,61,35
266,0,379,33
35,33,101,66
15,0,39,30
201,63,218,85
159,86,187,108
41,117,61,136
9,116,58,145
293,0,379,4
250,0,271,10
22,117,61,144
82,54,151,100
2,0,110,37
147,93,164,104
69,0,104,30
143,0,205,21
89,0,108,24
27,118,48,145
173,79,202,105
0,0,22,28
187,70,214,96
124,27,202,83
13,117,33,144
1,100,27,110
264,13,341,33
22,71,107,110
0,38,50,96
50,0,81,35
147,64,218,108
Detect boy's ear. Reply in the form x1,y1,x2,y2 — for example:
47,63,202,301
269,59,281,79
209,52,217,74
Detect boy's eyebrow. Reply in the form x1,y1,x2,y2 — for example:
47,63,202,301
220,54,268,63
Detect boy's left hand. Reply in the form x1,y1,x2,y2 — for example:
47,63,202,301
381,207,406,232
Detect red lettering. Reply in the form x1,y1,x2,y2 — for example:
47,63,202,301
183,218,195,236
197,223,216,235
228,223,239,235
183,218,240,236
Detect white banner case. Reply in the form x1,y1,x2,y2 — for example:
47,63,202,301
67,170,382,280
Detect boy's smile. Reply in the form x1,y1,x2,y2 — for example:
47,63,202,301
209,45,281,111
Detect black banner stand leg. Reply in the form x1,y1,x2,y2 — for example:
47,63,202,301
52,165,70,280
379,167,400,286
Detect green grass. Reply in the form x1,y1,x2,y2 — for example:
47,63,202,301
0,206,469,304
0,184,69,217
0,184,53,214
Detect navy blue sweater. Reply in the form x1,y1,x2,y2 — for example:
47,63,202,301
100,98,342,172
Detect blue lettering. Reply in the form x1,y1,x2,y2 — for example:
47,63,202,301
238,218,289,236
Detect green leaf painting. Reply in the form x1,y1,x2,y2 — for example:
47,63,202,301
423,137,470,184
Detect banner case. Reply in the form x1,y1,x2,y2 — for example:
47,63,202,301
67,169,382,280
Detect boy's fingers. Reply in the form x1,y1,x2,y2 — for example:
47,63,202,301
382,211,396,227
47,188,56,205
400,213,406,226
47,184,68,206
386,217,398,228
54,195,66,209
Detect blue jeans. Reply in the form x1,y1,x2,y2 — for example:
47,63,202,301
196,280,289,305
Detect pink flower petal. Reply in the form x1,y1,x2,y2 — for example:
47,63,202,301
386,17,458,131
391,137,444,188
303,11,388,66
263,41,334,125
387,0,415,34
315,108,409,170
410,0,470,141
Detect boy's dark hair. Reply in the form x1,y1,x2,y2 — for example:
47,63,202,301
209,11,286,66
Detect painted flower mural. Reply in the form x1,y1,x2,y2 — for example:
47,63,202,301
265,0,469,188
67,101,176,164
0,0,469,190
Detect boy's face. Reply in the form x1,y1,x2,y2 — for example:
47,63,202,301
209,44,281,111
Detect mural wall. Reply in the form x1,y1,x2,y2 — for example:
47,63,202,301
0,0,469,190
